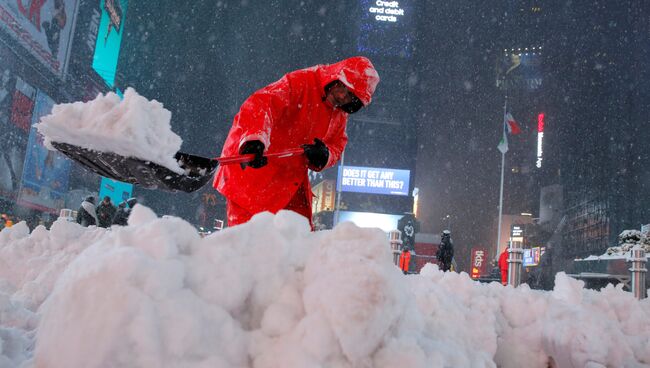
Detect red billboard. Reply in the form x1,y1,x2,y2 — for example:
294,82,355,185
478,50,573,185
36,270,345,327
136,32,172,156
470,247,488,279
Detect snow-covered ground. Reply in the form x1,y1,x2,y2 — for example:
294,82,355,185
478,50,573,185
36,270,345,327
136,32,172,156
1,207,649,368
36,88,183,173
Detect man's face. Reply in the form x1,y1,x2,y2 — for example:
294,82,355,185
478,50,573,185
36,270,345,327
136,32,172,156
325,81,356,108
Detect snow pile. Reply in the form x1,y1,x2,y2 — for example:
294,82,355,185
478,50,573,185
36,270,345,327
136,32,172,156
1,207,650,368
0,219,106,367
604,230,650,257
36,88,183,173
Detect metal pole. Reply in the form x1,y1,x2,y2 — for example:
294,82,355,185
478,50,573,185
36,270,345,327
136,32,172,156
628,245,647,300
333,144,345,227
496,89,508,260
507,240,523,287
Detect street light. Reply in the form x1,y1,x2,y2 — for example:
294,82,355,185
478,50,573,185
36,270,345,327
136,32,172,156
444,214,451,230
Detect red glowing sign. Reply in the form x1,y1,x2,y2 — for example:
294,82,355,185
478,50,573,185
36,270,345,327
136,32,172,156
470,247,488,279
537,113,545,133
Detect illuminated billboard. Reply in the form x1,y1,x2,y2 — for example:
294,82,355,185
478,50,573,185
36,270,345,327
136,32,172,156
337,210,402,232
357,0,414,58
0,0,80,78
98,177,132,206
496,48,543,92
337,165,410,196
92,0,128,87
470,247,488,279
18,90,72,213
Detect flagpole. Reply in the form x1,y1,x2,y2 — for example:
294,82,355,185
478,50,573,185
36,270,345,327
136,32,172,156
496,81,508,261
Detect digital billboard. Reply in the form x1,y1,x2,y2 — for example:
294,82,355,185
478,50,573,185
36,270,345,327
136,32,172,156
98,177,132,206
496,48,543,92
92,0,127,88
470,247,488,279
18,90,72,213
0,69,33,200
0,0,80,78
357,0,414,58
337,165,410,196
337,210,402,232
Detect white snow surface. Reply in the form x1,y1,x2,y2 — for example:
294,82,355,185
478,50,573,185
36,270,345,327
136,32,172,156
1,207,649,368
36,88,184,173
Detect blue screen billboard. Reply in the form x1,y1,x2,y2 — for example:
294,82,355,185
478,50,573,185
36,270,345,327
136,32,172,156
98,177,133,206
92,0,128,88
337,165,410,196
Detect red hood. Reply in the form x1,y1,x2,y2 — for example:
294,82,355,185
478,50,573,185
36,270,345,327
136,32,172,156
317,56,380,106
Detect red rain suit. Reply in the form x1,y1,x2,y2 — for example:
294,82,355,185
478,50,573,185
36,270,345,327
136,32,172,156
214,57,380,226
498,248,509,285
399,250,411,274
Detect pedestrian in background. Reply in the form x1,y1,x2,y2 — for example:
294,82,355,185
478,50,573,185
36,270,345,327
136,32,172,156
399,247,411,274
499,247,509,285
96,196,116,228
112,197,137,226
436,230,454,272
76,196,97,227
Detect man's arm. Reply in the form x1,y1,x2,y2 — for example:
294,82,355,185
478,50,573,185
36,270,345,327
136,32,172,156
231,75,293,151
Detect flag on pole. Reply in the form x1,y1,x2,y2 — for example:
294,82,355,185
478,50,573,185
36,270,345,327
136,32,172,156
505,113,522,135
497,132,508,154
497,112,521,154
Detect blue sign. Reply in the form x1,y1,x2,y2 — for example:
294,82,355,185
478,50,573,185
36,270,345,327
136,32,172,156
99,177,133,206
337,165,410,196
18,91,71,213
92,0,128,88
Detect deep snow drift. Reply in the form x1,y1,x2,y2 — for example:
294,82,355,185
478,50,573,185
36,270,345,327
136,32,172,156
36,88,183,173
1,207,649,368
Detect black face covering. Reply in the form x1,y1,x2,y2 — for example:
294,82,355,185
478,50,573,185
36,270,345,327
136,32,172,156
340,96,364,114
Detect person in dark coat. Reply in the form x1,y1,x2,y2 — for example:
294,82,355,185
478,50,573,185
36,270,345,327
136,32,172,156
96,196,117,228
76,196,98,227
436,230,454,272
112,197,137,226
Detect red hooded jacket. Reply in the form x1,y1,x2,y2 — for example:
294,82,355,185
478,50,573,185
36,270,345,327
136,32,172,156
214,57,380,214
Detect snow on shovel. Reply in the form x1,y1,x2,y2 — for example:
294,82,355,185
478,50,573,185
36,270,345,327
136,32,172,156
36,88,303,192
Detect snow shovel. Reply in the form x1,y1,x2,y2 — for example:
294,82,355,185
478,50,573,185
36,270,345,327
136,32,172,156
51,142,305,193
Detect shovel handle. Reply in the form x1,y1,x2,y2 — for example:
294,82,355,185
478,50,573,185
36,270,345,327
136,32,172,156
215,147,305,165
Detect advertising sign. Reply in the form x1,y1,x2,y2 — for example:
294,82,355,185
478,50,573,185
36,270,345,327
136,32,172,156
496,49,543,92
98,177,132,206
357,0,414,58
523,247,541,267
0,0,80,78
0,71,32,200
337,165,410,196
18,90,71,213
92,0,127,87
470,247,488,279
337,210,402,232
311,179,336,213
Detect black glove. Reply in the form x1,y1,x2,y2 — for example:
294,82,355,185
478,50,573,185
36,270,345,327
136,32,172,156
239,140,267,169
302,138,329,171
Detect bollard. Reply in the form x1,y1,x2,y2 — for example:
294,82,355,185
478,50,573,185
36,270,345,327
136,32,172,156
389,230,402,267
627,245,647,300
59,208,75,222
507,241,523,287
